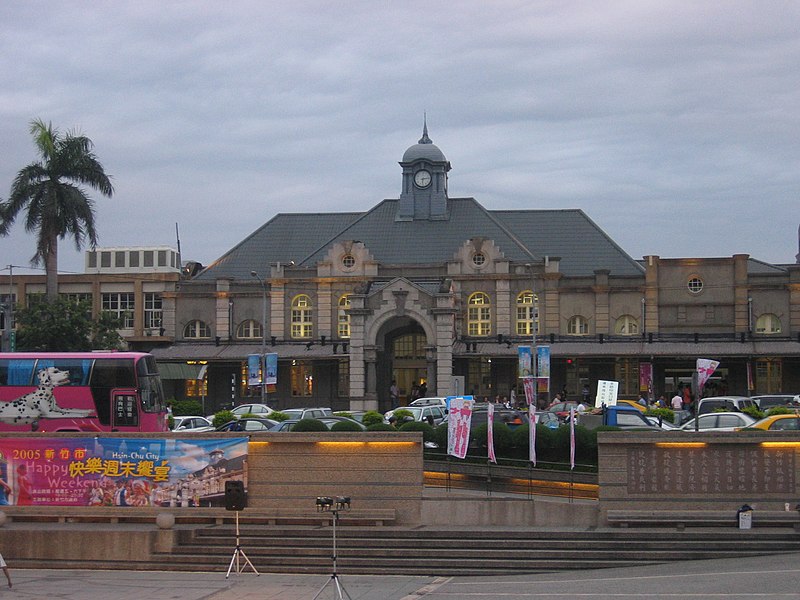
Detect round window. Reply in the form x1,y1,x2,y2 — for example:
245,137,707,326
687,277,704,294
342,254,356,269
472,252,486,267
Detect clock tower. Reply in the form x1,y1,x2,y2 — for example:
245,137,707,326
397,121,451,221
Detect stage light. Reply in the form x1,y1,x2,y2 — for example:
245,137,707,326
316,496,334,511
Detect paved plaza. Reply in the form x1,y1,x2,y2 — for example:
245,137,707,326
3,552,799,599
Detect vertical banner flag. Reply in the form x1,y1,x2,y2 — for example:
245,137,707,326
696,358,720,396
518,346,532,377
522,376,536,406
747,361,754,392
569,407,576,470
265,353,278,386
639,362,653,399
528,403,537,466
447,397,474,459
247,354,261,386
536,346,551,379
487,403,496,464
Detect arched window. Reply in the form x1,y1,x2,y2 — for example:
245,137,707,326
237,319,263,339
291,294,313,339
467,292,491,336
337,295,351,339
755,313,782,335
183,320,211,339
515,291,538,336
567,315,588,336
614,315,639,336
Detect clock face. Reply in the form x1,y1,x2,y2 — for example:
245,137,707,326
414,169,432,188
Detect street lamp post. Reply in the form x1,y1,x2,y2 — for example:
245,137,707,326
250,271,268,404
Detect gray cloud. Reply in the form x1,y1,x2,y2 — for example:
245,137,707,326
1,1,799,276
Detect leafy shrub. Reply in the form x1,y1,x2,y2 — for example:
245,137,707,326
360,411,385,427
433,422,448,449
645,407,674,423
212,410,235,428
766,406,791,416
171,399,203,416
392,409,413,423
469,422,514,455
741,405,764,420
269,411,291,422
330,419,364,432
290,418,328,432
366,423,396,432
398,420,435,442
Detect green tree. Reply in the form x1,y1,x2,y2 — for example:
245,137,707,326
14,298,122,351
0,119,114,299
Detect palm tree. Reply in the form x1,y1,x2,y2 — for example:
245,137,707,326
0,119,114,299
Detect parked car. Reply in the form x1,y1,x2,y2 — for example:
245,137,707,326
409,397,448,408
279,407,333,420
543,400,582,422
171,415,215,432
270,416,366,431
752,394,800,411
216,417,279,432
468,405,529,430
746,414,800,431
677,412,757,431
386,405,447,426
696,396,757,415
616,399,647,412
229,403,275,418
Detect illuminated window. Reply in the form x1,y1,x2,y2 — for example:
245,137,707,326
614,315,639,336
467,292,491,336
755,313,781,334
567,315,588,336
183,320,211,339
515,291,538,335
291,294,313,339
337,295,351,339
237,319,263,339
291,360,313,396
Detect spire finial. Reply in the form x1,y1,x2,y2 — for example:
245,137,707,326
419,113,432,144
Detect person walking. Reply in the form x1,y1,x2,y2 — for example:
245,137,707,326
389,380,400,409
0,552,11,588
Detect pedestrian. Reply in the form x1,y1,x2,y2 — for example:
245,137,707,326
671,391,683,411
509,387,517,408
389,380,399,409
418,381,427,398
0,551,11,588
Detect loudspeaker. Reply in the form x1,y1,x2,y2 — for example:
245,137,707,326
224,480,246,511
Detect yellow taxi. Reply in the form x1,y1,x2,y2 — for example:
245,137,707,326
617,399,647,412
748,413,800,431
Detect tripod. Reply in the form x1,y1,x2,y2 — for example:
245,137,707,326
312,508,352,600
225,510,259,578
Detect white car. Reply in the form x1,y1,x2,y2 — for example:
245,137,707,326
230,403,275,418
677,412,756,432
171,415,215,432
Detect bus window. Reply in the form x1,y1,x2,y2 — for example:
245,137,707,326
0,359,35,385
36,359,92,386
139,374,166,413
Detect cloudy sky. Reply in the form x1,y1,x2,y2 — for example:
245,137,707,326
1,1,799,276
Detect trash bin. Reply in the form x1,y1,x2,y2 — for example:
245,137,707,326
737,504,753,529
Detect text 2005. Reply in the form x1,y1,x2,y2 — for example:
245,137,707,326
12,449,41,460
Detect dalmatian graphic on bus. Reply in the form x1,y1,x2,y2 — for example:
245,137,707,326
0,367,94,425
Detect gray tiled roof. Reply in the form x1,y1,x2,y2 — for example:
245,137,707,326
196,197,644,280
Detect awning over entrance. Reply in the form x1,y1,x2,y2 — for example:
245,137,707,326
158,363,205,380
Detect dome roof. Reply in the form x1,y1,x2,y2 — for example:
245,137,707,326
402,123,447,163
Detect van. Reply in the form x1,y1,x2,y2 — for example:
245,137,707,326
697,396,756,415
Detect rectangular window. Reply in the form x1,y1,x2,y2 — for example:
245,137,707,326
87,252,97,268
115,251,126,267
158,250,167,266
755,359,782,394
337,359,349,398
129,251,140,267
101,252,112,268
291,361,313,396
102,292,135,328
144,293,162,329
144,251,154,267
615,358,640,397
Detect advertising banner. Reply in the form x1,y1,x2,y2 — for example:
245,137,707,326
639,362,653,395
595,380,619,408
0,437,247,507
696,358,720,394
528,403,537,466
265,353,278,386
247,354,261,386
522,376,536,406
446,397,474,460
536,345,551,379
517,346,532,378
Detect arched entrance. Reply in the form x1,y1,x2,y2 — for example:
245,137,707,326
375,317,429,411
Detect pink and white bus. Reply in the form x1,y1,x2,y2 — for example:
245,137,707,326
0,352,169,433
